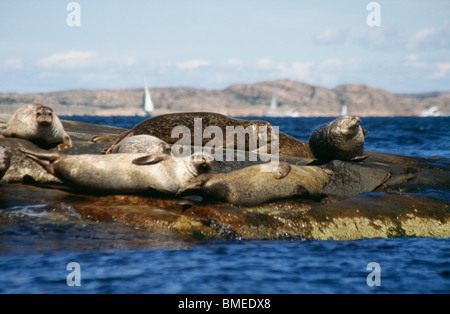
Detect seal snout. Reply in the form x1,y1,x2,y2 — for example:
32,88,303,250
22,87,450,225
190,152,214,175
36,107,54,126
344,116,360,129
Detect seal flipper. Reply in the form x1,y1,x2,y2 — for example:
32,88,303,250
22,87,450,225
19,148,60,176
363,129,370,136
90,135,115,143
350,155,368,162
132,154,168,166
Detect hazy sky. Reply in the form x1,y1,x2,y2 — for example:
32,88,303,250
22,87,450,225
0,0,449,93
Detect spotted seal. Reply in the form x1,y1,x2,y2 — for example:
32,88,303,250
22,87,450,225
3,104,72,150
92,112,273,154
308,115,368,163
20,148,213,195
0,146,11,180
91,112,313,158
181,161,333,206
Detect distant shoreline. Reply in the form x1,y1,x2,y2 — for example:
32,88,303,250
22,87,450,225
1,80,449,117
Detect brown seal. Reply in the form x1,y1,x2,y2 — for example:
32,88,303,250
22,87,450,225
181,161,333,206
3,104,72,150
308,116,368,163
92,112,313,158
20,148,213,195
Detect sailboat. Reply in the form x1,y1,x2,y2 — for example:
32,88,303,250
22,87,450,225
138,80,154,117
265,83,300,117
270,83,278,112
341,103,348,116
419,106,440,117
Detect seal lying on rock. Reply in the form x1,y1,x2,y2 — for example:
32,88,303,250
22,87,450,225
308,115,368,163
92,112,274,154
3,104,72,150
92,112,314,158
111,135,171,155
0,146,11,180
20,148,213,195
181,161,333,206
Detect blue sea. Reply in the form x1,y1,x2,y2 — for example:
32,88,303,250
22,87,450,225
1,116,449,294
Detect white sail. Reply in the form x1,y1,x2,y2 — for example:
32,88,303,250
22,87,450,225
270,83,278,111
144,81,154,114
265,82,300,117
341,103,348,116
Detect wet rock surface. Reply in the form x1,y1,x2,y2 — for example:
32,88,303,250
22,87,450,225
0,114,449,241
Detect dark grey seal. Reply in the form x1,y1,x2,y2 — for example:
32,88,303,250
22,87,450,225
308,116,369,163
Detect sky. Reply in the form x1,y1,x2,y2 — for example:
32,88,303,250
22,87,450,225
0,0,449,93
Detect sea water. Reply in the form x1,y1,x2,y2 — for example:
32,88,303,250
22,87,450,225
0,116,449,294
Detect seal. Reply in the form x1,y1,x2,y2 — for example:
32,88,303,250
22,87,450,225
110,135,171,155
0,146,11,180
308,115,368,163
181,161,333,206
20,148,213,195
92,112,273,154
92,112,314,158
3,104,72,150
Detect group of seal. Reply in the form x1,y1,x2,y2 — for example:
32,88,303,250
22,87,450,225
92,113,366,163
92,112,314,158
2,103,72,150
7,106,369,205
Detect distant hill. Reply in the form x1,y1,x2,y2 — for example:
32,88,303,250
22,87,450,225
0,80,449,116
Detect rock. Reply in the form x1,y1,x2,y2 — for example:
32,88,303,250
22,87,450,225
0,115,449,242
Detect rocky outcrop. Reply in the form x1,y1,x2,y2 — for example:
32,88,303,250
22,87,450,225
1,80,449,116
1,115,448,242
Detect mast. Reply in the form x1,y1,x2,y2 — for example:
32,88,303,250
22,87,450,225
270,83,278,111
